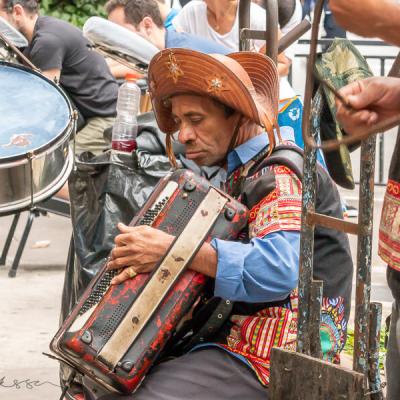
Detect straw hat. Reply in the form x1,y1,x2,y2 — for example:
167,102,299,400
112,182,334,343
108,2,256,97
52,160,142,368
148,48,279,138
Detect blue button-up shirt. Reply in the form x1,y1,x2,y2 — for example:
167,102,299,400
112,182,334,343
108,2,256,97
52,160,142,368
211,133,300,303
164,8,179,29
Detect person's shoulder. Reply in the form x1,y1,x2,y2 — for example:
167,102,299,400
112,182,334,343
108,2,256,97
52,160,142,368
35,16,81,40
34,16,83,45
36,16,77,32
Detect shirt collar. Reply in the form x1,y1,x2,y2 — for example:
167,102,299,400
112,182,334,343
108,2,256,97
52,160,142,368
226,128,295,176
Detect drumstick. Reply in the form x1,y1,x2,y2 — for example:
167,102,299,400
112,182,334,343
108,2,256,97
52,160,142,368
314,72,355,110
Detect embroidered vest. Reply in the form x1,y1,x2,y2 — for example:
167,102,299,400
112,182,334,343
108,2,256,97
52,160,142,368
217,144,353,386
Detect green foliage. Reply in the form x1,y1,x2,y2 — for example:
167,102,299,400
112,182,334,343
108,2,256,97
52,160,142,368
344,328,387,370
40,0,107,28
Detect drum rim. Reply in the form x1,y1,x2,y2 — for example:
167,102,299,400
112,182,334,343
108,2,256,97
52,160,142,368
0,144,74,216
0,60,74,163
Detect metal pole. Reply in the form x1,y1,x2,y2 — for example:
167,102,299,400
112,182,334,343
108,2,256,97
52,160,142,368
353,136,376,376
368,302,383,399
238,0,251,51
296,0,324,356
264,0,278,64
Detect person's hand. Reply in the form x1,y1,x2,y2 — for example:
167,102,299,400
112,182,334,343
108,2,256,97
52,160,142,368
335,77,400,137
108,223,174,285
330,0,400,46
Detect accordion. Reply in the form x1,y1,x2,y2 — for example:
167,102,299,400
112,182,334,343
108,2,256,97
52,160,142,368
51,169,248,394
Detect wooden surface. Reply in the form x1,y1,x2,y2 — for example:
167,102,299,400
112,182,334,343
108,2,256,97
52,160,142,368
269,348,365,400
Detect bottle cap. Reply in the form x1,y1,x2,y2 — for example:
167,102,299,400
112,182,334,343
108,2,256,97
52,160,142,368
125,72,142,81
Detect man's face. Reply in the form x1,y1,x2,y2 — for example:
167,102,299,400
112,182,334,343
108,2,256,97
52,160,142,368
0,2,25,34
171,95,239,167
0,1,15,27
108,6,148,38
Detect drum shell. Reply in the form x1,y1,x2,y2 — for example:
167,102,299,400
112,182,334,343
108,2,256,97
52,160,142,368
0,131,73,215
0,61,75,215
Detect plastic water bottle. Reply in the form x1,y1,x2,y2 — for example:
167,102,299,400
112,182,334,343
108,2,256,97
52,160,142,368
112,74,141,152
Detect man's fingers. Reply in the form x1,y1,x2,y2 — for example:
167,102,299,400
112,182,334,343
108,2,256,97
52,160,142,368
111,244,137,259
367,111,378,126
114,232,137,246
117,222,134,233
338,81,362,99
110,267,137,285
108,255,137,270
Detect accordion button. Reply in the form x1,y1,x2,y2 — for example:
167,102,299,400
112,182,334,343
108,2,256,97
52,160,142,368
183,181,196,192
81,330,92,345
224,208,235,221
121,361,134,372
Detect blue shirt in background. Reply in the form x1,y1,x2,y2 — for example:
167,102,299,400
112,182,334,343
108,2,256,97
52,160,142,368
165,28,230,55
164,8,179,29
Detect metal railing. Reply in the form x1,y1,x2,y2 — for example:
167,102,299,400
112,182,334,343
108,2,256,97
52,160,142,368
289,38,397,186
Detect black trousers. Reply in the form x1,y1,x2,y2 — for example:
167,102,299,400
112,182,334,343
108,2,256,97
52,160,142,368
87,348,268,400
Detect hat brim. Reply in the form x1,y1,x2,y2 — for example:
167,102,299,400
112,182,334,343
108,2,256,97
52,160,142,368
228,51,279,124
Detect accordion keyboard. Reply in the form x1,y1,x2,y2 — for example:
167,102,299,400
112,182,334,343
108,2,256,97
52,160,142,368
77,182,178,318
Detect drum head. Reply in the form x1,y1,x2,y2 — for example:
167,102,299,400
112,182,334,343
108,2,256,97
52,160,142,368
0,62,72,162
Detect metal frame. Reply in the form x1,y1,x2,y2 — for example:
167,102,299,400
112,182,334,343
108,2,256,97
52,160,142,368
239,0,389,397
1,198,70,277
290,39,398,186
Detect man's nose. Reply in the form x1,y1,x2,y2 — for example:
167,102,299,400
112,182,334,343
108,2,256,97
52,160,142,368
178,123,196,144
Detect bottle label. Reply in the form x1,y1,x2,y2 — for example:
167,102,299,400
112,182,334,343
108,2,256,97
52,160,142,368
112,139,137,153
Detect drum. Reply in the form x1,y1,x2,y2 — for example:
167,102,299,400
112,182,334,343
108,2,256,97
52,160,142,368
0,36,19,64
0,61,75,215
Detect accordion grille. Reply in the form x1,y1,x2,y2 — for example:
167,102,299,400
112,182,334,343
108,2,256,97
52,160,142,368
78,196,170,316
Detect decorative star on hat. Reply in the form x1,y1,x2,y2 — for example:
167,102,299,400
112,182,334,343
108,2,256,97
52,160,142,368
206,75,228,94
166,52,184,83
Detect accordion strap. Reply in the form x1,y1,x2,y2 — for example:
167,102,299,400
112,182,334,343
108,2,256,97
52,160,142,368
184,298,233,350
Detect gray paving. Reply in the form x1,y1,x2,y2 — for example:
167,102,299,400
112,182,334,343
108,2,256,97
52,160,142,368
0,213,70,400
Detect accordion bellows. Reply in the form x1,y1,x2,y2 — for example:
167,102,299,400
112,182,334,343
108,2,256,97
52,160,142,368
51,169,248,393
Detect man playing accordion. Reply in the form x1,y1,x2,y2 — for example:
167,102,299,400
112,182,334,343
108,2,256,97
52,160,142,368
87,48,353,400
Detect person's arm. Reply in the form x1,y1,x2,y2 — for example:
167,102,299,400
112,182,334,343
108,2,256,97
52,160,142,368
106,58,142,79
107,223,217,284
107,223,299,303
41,68,61,82
330,0,400,46
211,231,299,302
108,165,302,302
335,77,400,137
28,35,65,78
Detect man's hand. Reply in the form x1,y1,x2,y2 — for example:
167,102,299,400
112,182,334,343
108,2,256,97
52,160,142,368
108,223,174,285
330,0,400,46
108,221,218,285
336,77,400,137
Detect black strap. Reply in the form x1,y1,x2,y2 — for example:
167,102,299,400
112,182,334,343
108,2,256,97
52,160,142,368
183,299,233,350
250,144,305,181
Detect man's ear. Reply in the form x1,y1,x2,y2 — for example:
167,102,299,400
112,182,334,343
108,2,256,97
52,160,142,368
141,16,154,32
12,4,25,17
